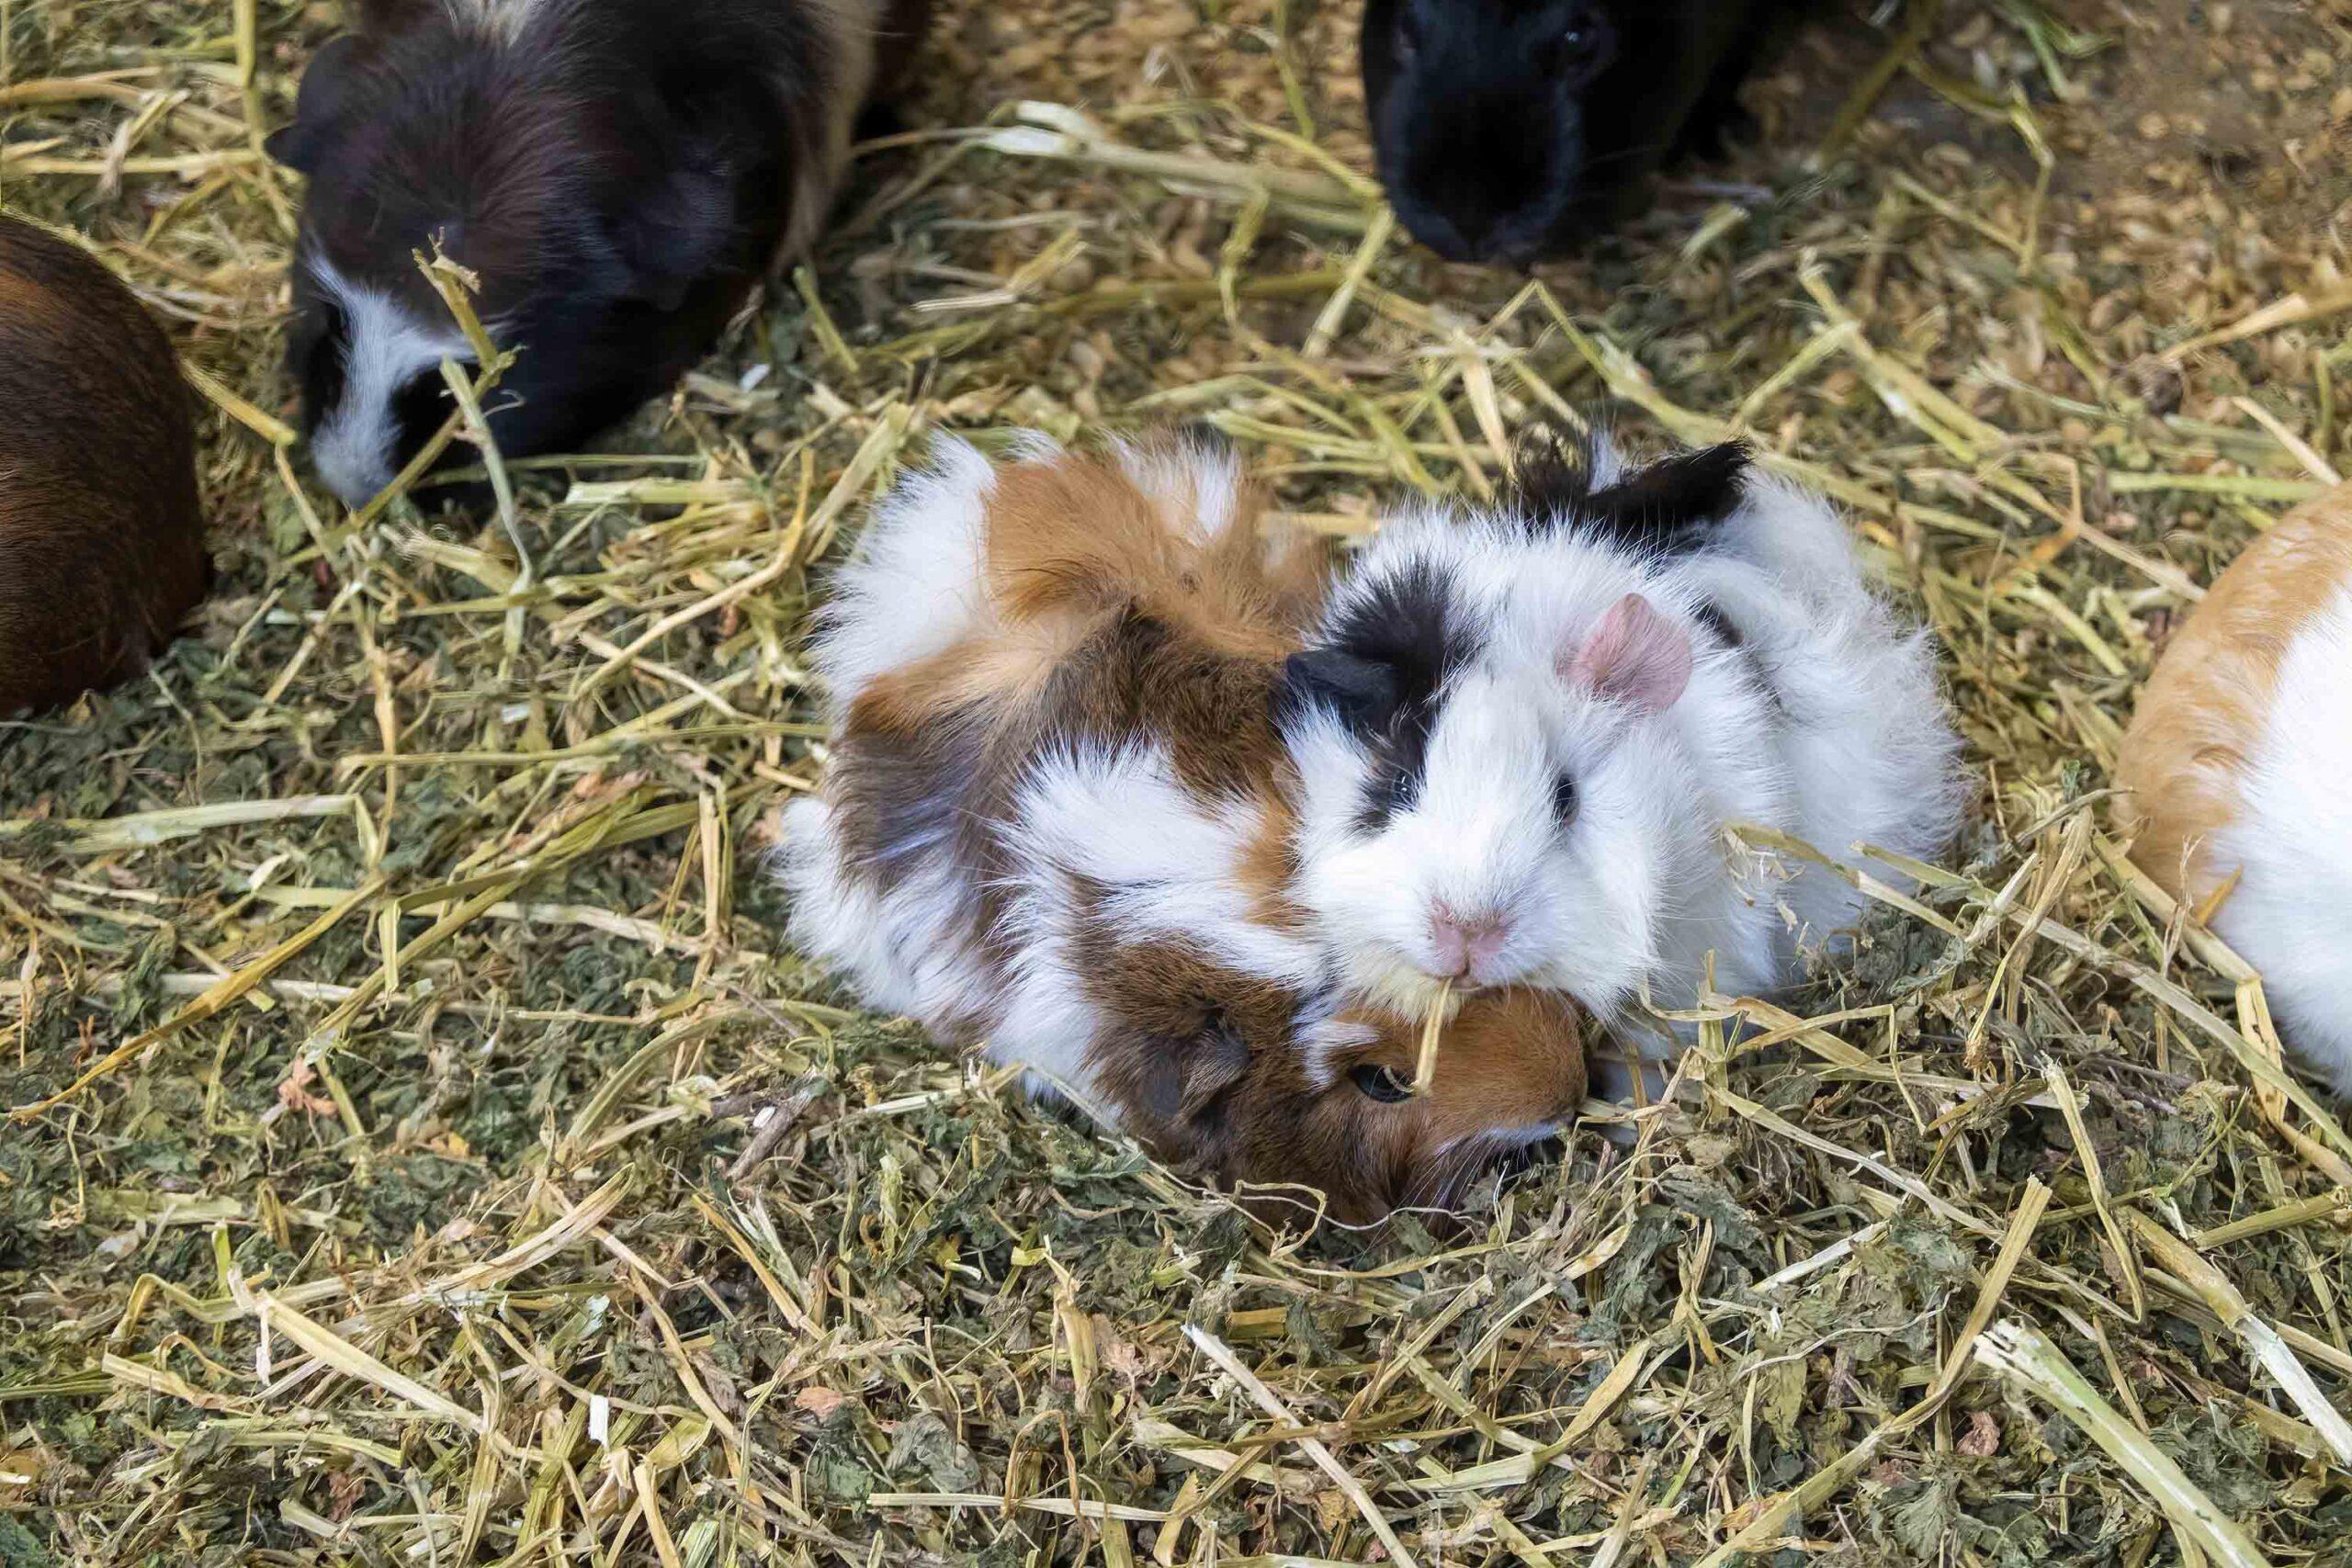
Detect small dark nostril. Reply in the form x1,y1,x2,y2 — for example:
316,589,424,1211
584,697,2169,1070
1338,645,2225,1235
1482,1134,1565,1182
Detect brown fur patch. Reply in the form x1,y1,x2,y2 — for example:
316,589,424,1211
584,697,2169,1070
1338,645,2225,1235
1068,899,1586,1224
0,218,208,715
2116,486,2352,898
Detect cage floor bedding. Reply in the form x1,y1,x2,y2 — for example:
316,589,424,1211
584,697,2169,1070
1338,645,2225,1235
4,0,2352,1562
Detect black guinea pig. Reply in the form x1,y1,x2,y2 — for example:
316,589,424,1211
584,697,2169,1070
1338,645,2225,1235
0,216,209,714
1361,0,1785,265
267,0,930,507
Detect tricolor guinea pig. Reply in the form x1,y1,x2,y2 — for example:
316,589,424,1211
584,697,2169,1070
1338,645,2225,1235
1361,0,1789,265
2116,483,2352,1097
1275,430,1964,1045
267,0,930,506
0,217,209,714
777,433,1589,1223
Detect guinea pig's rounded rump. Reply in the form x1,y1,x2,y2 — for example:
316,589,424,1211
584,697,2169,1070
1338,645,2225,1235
2116,487,2352,900
0,218,207,714
2116,483,2352,1096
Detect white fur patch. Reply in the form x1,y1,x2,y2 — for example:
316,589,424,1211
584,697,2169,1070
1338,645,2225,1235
1113,434,1244,546
1008,743,1325,989
436,0,554,45
305,254,470,507
2205,582,2352,1095
805,434,1001,710
1296,1015,1379,1090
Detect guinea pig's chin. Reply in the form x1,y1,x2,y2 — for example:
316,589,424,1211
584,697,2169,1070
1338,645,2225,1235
1343,949,1470,1020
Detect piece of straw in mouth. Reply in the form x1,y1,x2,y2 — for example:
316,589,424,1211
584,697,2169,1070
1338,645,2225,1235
1411,977,1453,1097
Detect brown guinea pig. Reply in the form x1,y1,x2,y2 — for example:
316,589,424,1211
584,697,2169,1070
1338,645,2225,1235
779,432,1589,1224
2115,481,2352,1098
0,216,207,714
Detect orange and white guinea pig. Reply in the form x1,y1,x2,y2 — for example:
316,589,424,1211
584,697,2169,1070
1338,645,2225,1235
2116,482,2352,1096
778,431,1589,1223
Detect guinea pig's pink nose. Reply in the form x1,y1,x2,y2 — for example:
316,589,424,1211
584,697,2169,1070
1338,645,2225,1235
1429,906,1510,979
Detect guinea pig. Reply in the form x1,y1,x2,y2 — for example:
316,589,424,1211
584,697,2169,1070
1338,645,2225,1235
0,216,209,714
2115,482,2352,1097
266,0,930,506
1361,0,1787,264
1275,430,1963,1046
777,432,1589,1223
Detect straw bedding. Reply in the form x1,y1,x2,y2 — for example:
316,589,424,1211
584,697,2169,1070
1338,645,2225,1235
4,0,2351,1562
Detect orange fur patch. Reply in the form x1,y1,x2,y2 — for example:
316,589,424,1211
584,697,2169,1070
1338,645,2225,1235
2116,485,2352,898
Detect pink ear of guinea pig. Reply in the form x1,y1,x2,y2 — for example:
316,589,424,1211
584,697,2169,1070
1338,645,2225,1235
2115,481,2352,1096
0,217,208,715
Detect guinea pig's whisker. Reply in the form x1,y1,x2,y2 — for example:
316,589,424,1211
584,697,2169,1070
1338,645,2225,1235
1577,141,1678,175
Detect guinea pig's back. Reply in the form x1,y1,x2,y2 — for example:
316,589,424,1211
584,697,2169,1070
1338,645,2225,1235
2117,484,2352,1094
783,434,1322,1039
2116,487,2352,901
0,220,206,713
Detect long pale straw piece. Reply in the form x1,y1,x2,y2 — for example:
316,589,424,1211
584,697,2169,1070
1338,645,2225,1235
1411,978,1453,1097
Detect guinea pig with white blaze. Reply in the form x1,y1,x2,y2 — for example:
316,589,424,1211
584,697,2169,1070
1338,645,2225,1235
268,0,929,506
0,217,209,714
1275,432,1963,1044
2115,482,2352,1097
1361,0,1789,264
777,433,1589,1223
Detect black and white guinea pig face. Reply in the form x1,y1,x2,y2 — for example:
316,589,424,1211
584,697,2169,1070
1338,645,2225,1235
268,31,747,507
1278,559,1698,1019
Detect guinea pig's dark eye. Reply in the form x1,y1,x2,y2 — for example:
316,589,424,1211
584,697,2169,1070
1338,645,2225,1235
1351,1064,1414,1104
1552,772,1579,823
1554,14,1611,80
1382,767,1418,816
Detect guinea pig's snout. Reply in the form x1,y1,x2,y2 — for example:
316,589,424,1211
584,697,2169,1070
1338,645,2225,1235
1428,903,1511,983
1480,1134,1564,1184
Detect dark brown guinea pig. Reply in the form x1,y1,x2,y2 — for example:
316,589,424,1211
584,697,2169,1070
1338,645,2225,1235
779,432,1589,1224
0,217,208,714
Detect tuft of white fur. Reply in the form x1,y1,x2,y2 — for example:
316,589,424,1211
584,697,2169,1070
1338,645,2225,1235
1112,432,1244,546
306,254,470,507
802,434,1003,710
1285,462,1964,1046
437,0,555,45
2203,582,2352,1096
1296,1015,1380,1090
1665,472,1970,948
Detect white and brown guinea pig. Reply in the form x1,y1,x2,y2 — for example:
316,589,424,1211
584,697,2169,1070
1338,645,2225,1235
778,432,1589,1223
267,0,930,506
2117,483,2352,1097
0,217,209,714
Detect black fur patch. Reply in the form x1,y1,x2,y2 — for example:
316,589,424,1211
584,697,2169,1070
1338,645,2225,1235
1511,430,1752,558
1361,0,1789,263
1276,558,1475,832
